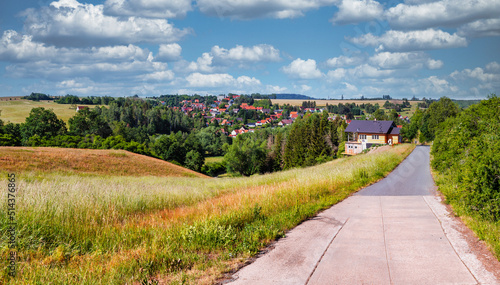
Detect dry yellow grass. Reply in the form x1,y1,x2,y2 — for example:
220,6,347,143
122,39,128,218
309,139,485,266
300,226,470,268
0,147,207,178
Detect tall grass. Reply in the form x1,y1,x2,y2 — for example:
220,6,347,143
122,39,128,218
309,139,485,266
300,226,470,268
1,144,414,284
433,171,500,260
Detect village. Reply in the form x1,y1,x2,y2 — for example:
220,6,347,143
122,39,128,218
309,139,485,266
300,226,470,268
157,94,411,140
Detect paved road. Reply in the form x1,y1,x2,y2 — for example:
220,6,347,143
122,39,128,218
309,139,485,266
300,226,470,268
229,146,498,285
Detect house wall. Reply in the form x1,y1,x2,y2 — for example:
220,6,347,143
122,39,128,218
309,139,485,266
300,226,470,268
345,142,362,155
390,135,401,145
357,133,387,144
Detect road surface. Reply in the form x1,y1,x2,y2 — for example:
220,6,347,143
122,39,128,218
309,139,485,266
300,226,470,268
228,146,498,285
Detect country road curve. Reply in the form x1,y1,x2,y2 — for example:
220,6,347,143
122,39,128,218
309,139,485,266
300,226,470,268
227,146,499,285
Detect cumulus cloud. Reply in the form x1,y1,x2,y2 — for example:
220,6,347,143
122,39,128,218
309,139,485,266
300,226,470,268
266,85,288,93
211,44,281,64
349,29,468,52
21,0,191,47
186,72,261,88
156,43,182,62
282,58,323,79
420,76,459,94
451,65,500,83
369,52,443,70
104,0,192,18
457,18,500,37
330,0,384,25
0,30,151,64
325,54,365,68
140,70,175,81
184,44,281,73
386,0,500,30
197,0,336,20
0,30,170,82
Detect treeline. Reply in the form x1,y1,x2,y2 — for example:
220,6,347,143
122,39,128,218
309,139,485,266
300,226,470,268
400,97,460,143
432,95,499,222
55,94,117,105
224,112,347,176
24,92,53,101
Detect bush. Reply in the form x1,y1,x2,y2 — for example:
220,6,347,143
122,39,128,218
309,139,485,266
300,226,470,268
432,96,500,221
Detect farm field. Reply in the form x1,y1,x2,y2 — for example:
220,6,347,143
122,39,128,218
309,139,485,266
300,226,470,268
0,144,414,284
0,98,98,124
270,99,421,107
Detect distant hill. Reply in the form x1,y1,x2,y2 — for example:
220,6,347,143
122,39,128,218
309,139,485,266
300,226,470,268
275,94,316,100
0,147,208,178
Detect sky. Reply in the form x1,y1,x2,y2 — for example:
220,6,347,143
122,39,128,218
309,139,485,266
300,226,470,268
0,0,499,99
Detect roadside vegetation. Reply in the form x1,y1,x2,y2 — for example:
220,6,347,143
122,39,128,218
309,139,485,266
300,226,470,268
431,95,500,260
0,143,414,284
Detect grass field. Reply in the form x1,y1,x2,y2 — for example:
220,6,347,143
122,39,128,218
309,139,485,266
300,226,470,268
0,144,414,284
204,156,224,164
0,147,206,178
0,99,98,124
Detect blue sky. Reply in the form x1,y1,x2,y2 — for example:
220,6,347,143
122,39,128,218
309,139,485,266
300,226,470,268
0,0,499,99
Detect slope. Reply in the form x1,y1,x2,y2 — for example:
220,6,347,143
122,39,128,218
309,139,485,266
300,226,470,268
0,147,207,178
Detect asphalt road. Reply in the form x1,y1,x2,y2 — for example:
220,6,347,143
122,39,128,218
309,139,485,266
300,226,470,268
356,145,435,196
228,146,498,285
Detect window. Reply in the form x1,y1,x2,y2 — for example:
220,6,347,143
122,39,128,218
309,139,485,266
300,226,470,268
372,135,379,140
359,134,367,140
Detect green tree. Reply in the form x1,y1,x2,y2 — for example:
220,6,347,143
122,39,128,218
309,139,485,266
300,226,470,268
68,107,112,138
185,150,205,172
20,107,66,144
224,134,267,176
424,97,459,141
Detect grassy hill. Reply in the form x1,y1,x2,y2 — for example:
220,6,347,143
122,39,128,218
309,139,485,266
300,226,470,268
0,98,97,124
0,144,414,284
0,147,207,178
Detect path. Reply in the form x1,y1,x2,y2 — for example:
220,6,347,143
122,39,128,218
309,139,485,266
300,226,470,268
228,146,498,285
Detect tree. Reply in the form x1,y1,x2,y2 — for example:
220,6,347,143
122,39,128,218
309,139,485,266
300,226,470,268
373,109,387,121
424,97,459,141
185,150,205,172
68,107,112,138
224,134,267,176
21,107,66,144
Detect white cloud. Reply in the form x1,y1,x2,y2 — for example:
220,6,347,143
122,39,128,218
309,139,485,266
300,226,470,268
325,54,365,68
327,68,347,81
21,0,191,47
369,51,443,70
330,0,384,25
266,85,288,93
420,76,459,94
457,18,500,37
157,43,182,62
486,61,500,73
0,30,152,65
186,72,261,88
451,66,500,83
187,53,215,73
349,29,468,52
211,44,281,64
282,58,323,79
104,0,192,18
184,44,281,73
426,59,443,70
140,70,175,81
386,0,500,30
197,0,337,20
